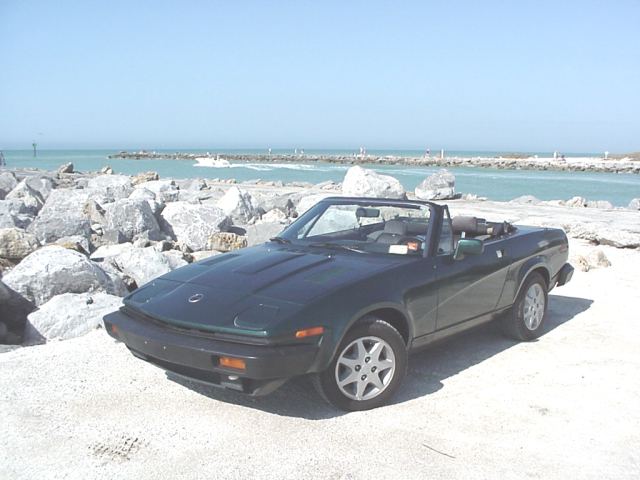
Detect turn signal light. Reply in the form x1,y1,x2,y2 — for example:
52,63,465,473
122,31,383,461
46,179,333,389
295,326,325,338
219,356,246,370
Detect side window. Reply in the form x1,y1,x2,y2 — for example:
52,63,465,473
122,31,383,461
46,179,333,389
437,208,454,255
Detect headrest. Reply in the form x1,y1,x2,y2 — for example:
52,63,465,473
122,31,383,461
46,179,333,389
452,216,478,234
384,220,407,236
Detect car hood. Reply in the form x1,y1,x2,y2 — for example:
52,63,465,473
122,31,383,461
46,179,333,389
124,244,401,334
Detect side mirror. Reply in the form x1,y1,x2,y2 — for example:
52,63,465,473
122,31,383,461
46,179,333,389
453,238,484,261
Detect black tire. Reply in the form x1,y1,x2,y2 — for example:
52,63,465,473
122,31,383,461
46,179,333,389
502,272,548,341
313,317,408,411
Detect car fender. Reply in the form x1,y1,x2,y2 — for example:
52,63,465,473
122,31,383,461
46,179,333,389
513,256,551,302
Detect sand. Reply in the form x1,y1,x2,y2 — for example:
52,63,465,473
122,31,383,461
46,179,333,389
1,237,639,480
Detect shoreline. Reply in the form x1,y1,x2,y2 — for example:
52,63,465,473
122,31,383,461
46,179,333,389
108,151,640,174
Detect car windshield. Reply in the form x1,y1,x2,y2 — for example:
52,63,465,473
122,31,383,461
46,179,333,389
279,200,431,255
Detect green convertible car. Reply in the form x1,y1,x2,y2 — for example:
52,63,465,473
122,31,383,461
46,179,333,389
104,197,573,411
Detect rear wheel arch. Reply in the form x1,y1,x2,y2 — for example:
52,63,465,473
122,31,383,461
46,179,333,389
514,262,550,302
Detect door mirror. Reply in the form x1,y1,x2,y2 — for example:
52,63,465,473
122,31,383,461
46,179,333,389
453,238,484,260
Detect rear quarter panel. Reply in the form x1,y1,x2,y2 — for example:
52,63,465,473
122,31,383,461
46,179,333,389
496,227,569,309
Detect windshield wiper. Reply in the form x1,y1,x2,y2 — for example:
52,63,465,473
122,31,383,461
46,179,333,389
270,236,291,244
308,242,368,254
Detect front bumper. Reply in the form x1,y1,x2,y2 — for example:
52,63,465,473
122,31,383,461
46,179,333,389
103,309,322,396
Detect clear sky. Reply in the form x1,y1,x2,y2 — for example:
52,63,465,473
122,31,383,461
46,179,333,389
1,0,639,152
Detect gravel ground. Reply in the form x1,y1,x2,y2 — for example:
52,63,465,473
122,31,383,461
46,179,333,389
1,240,639,480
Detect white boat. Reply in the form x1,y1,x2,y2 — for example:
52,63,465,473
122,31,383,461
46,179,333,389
194,157,231,168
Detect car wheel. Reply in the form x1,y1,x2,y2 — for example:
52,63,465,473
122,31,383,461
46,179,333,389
313,318,407,411
502,272,548,341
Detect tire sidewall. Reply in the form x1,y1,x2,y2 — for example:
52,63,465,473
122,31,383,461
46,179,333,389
317,318,407,411
513,273,548,340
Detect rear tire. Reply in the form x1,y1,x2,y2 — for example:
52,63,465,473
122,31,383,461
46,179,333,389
313,318,407,411
502,272,548,341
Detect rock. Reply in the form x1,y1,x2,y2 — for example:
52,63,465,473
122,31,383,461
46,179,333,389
160,201,231,251
191,250,222,262
161,250,188,269
216,186,257,221
572,255,590,272
57,162,74,174
111,247,172,286
627,198,640,210
87,174,133,202
0,171,18,199
90,243,134,261
566,196,588,208
0,280,35,344
587,200,614,209
83,198,106,225
2,246,126,306
0,228,39,260
28,189,91,244
206,232,247,252
415,169,456,200
128,187,163,215
54,235,91,255
101,229,126,245
342,166,405,199
294,193,333,216
0,257,15,275
24,292,122,344
510,195,540,205
103,198,161,242
0,199,33,229
259,208,288,223
588,249,611,268
131,171,159,186
5,180,45,215
245,222,284,247
99,166,113,174
135,180,179,203
22,175,55,200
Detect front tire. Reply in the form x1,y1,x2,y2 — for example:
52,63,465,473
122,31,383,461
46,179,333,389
502,272,548,341
313,318,407,411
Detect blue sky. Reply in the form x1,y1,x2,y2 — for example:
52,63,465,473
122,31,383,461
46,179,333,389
1,0,639,152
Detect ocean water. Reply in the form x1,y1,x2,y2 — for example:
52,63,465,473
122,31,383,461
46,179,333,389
2,149,639,206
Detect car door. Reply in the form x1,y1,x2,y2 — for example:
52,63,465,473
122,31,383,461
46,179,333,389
434,208,509,330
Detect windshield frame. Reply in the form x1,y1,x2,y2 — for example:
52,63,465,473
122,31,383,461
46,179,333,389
278,197,438,258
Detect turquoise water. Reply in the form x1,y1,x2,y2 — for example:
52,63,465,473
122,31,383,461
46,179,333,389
2,149,639,206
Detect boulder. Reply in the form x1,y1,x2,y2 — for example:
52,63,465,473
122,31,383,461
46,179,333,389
90,242,134,261
245,222,284,247
2,246,126,305
131,171,159,186
99,166,113,174
415,169,456,200
206,232,248,252
24,292,122,344
217,186,257,221
111,246,172,286
0,171,18,199
259,208,288,224
588,249,611,268
342,166,405,199
54,235,91,255
191,250,222,262
57,162,74,174
27,189,91,244
566,196,588,208
135,180,179,203
128,187,163,215
587,200,614,209
160,201,232,251
101,229,126,245
628,198,640,210
0,199,33,229
87,174,133,202
294,193,333,216
0,280,35,344
83,198,106,225
5,180,45,214
22,174,55,200
0,228,39,260
103,198,162,242
161,250,189,269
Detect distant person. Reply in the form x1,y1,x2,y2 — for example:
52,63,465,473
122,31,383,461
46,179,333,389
560,154,566,161
268,148,272,156
0,151,5,167
426,148,431,157
604,151,609,160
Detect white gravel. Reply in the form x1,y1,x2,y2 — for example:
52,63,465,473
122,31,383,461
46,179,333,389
1,239,639,479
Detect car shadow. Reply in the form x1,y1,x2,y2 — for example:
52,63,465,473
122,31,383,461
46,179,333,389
168,294,592,420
